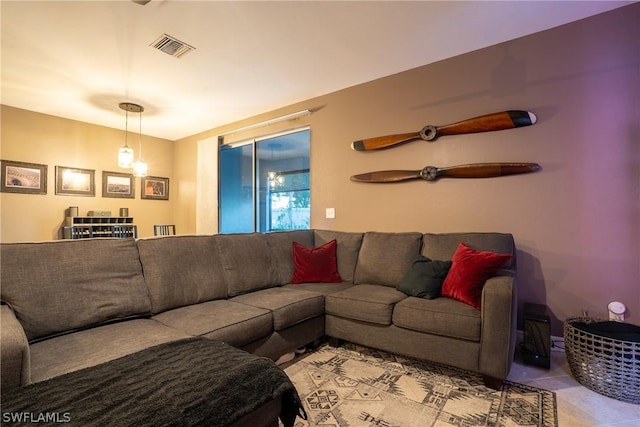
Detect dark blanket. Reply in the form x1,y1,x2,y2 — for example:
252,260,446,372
1,338,306,427
572,321,640,343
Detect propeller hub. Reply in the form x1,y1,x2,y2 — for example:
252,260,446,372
419,125,437,141
420,166,438,181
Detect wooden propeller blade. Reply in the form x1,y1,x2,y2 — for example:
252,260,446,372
437,163,541,178
436,111,536,137
351,132,421,151
351,110,536,151
350,163,540,183
350,170,422,183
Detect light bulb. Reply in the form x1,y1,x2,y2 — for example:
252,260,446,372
118,146,134,168
133,160,148,177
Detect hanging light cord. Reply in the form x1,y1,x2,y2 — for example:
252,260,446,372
138,109,142,160
124,108,129,147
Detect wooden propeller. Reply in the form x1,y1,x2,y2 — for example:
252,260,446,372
352,110,537,151
350,163,541,183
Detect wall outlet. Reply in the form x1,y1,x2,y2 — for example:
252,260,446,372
325,208,335,219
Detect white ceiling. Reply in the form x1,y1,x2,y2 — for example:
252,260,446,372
1,0,632,141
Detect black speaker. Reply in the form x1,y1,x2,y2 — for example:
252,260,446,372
522,303,551,368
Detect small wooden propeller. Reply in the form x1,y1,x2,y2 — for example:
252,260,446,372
350,163,541,183
352,110,537,151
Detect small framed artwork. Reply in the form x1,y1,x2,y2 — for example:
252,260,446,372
102,171,135,199
55,166,95,196
141,176,169,200
0,160,48,194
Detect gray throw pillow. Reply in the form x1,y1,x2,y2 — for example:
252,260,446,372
396,255,452,299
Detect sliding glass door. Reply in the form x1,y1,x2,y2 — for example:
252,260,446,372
219,143,254,233
267,170,310,231
219,128,310,233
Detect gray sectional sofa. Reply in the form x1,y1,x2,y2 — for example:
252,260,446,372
1,229,517,398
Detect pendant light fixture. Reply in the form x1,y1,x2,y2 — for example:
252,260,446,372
268,171,284,188
118,102,148,177
267,141,284,188
117,103,135,168
132,105,148,177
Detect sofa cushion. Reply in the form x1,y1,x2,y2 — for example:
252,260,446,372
354,232,422,287
282,283,353,295
137,235,227,314
231,288,324,331
392,297,481,341
152,300,272,348
314,230,363,283
291,240,341,284
441,243,512,310
29,319,191,383
397,256,452,299
216,233,280,297
421,233,515,270
0,239,151,342
325,284,407,325
266,230,314,284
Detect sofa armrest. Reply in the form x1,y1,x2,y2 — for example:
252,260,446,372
1,304,31,390
478,274,517,381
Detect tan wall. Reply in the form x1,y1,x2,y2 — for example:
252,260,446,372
175,5,640,333
0,106,174,241
2,6,637,334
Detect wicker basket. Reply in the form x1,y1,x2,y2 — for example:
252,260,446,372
564,317,640,404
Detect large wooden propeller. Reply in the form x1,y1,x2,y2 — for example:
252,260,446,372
350,163,541,183
352,110,536,151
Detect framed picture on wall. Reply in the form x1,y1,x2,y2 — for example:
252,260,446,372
55,166,95,196
141,176,169,200
102,171,135,199
0,160,48,194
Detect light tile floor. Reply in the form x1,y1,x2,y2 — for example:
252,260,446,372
507,347,640,426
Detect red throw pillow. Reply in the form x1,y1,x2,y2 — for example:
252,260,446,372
441,242,512,310
290,239,342,284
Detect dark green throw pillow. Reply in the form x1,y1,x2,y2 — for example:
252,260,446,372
397,255,452,299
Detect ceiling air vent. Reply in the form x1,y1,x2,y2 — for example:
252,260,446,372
150,34,195,58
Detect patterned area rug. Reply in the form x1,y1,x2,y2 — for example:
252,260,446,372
283,342,557,427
